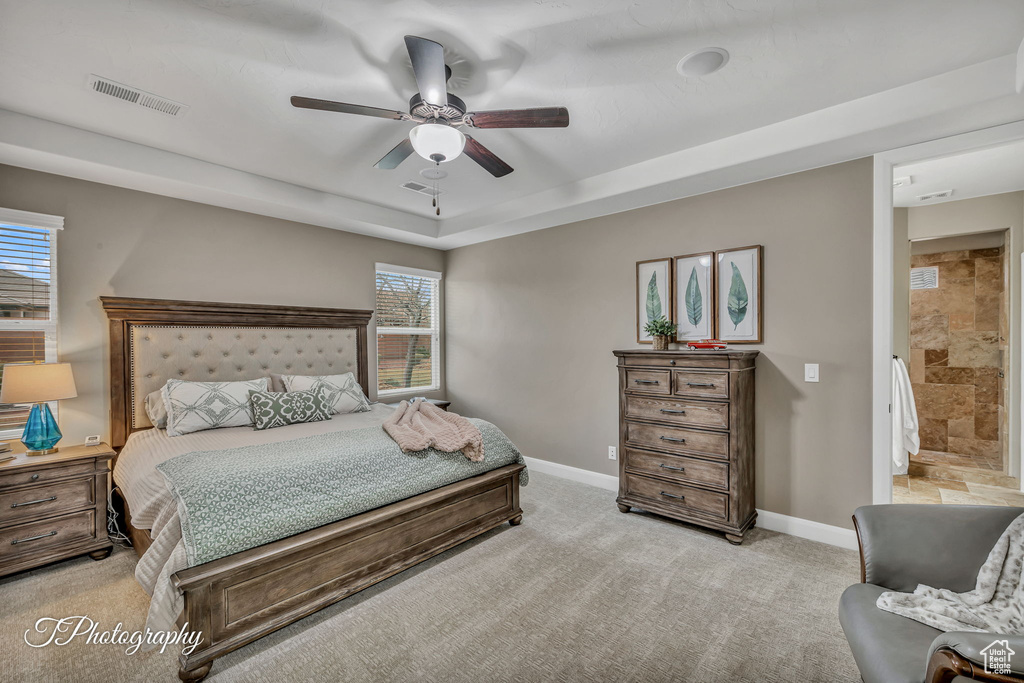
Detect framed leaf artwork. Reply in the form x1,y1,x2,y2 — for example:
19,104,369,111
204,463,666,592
636,257,673,344
673,252,715,342
715,245,763,343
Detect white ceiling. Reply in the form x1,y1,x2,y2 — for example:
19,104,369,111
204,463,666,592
1,1,1024,247
894,138,1024,207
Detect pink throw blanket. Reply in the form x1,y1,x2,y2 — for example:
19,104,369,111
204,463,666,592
383,400,484,462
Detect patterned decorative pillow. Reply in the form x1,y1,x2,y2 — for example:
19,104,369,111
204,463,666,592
249,388,332,430
281,373,370,415
162,378,269,437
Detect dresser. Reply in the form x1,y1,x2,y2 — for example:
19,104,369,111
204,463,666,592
613,350,758,544
0,444,115,577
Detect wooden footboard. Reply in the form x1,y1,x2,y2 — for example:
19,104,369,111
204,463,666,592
171,464,524,681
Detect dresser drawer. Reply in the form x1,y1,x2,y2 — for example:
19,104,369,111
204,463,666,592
0,509,98,559
673,370,729,399
625,369,671,395
625,421,729,459
622,473,728,520
623,449,729,490
0,462,97,490
624,396,729,430
0,478,96,524
621,355,730,369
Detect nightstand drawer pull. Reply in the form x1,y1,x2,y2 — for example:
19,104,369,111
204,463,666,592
30,474,39,481
659,436,686,443
659,463,685,472
659,408,686,414
660,491,685,501
686,382,716,388
11,530,57,545
11,496,57,508
634,379,660,385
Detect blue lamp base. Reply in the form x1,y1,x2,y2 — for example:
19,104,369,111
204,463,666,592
22,402,62,455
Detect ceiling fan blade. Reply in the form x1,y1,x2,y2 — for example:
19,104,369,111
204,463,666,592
291,96,406,121
463,135,513,178
404,35,448,108
465,107,570,128
374,138,415,170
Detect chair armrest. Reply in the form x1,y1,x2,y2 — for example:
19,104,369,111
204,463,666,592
854,504,1023,592
927,632,1024,681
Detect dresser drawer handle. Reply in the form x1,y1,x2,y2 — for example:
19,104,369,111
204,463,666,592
660,409,686,414
634,379,660,385
11,496,57,508
669,360,676,366
11,530,57,545
686,382,716,388
659,464,685,472
30,474,39,481
659,436,686,443
660,491,685,501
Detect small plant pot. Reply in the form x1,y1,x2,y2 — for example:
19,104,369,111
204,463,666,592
652,335,671,351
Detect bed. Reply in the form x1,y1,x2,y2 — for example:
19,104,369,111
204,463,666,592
101,297,525,682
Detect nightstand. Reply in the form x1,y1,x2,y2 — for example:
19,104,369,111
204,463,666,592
385,398,451,411
0,443,115,578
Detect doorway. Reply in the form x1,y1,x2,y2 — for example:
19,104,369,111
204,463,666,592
888,138,1024,506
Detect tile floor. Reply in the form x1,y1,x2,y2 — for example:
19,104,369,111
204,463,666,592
912,448,1004,471
894,453,1024,506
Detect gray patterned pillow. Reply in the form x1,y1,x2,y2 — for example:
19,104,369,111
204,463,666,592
162,378,269,437
249,388,332,431
281,373,370,415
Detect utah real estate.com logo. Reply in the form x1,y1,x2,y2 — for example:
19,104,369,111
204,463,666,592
981,639,1015,676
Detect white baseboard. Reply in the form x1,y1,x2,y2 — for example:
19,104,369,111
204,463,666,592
523,456,859,551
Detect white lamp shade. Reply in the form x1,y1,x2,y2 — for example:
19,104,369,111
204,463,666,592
0,362,77,404
409,123,465,163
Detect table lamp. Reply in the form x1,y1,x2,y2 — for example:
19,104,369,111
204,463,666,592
0,362,77,455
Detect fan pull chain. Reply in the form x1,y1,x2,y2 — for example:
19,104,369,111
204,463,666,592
434,161,441,216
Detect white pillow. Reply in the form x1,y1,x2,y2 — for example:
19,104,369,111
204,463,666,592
145,388,168,429
281,373,370,415
162,378,270,437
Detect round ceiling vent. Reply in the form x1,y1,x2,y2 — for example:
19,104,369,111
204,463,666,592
676,48,730,77
420,167,448,180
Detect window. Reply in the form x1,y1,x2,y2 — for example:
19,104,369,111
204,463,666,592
375,264,441,395
0,208,62,437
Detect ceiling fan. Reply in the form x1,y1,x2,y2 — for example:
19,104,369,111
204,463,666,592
291,35,569,179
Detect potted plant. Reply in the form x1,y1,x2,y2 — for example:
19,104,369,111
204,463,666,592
644,317,677,351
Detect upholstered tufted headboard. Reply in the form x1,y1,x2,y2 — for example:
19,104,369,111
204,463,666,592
101,297,373,448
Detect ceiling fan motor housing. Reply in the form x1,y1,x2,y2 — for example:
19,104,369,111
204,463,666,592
409,92,466,122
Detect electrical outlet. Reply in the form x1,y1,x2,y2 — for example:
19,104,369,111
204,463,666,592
608,446,617,460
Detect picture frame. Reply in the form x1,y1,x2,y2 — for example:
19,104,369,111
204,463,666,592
635,257,673,344
715,245,763,344
673,252,715,342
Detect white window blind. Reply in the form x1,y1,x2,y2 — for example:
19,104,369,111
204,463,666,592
375,265,441,395
0,209,62,437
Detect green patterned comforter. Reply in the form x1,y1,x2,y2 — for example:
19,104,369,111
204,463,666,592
157,420,528,567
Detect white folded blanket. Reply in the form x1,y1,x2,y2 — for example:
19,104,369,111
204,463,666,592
877,512,1024,633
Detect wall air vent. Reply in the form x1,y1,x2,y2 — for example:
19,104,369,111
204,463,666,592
917,190,953,202
401,181,442,197
87,75,189,117
910,267,939,290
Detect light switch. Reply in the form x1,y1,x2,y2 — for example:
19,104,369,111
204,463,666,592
804,364,820,383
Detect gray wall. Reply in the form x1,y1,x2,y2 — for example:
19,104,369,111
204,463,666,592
0,164,446,446
894,208,911,364
446,158,874,529
906,191,1024,479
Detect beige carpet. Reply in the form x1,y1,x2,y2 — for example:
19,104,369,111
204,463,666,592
1,472,860,682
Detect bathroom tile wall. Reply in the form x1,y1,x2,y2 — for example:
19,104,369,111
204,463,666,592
910,247,1005,469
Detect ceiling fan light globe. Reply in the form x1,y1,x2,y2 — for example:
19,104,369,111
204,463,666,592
409,123,465,163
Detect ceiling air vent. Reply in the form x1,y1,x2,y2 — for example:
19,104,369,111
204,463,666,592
87,75,189,117
910,267,939,290
917,190,953,202
401,181,443,197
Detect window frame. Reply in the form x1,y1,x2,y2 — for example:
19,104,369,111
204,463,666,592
374,263,442,397
0,208,63,440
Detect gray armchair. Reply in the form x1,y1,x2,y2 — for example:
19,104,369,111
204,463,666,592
839,504,1024,683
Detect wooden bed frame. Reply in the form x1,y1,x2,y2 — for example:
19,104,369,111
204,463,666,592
101,297,524,682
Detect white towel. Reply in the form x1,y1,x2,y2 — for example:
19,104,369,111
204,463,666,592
892,357,920,475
